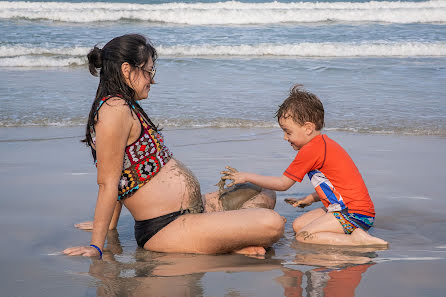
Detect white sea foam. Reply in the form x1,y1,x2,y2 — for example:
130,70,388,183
375,257,444,263
156,118,279,129
2,116,444,136
389,196,433,200
0,45,90,58
0,1,445,24
1,42,444,67
0,117,87,127
157,42,446,57
0,116,277,128
0,56,85,67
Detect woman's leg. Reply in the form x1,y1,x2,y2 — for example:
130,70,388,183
240,189,276,210
144,208,285,254
295,212,388,246
202,185,276,213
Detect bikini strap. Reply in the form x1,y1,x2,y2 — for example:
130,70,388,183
94,96,150,132
129,101,151,129
90,94,124,140
94,94,124,115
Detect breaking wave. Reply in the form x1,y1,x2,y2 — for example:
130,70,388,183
1,41,445,67
0,0,445,24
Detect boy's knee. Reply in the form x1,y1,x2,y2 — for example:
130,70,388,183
292,218,305,233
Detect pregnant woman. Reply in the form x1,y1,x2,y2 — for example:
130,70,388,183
63,34,284,257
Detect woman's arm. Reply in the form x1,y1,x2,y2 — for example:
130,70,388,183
221,166,295,191
109,201,122,230
64,99,133,257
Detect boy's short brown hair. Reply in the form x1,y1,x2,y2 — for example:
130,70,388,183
276,84,325,131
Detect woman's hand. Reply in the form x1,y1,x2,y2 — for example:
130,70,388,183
220,166,247,188
75,221,94,230
63,246,101,257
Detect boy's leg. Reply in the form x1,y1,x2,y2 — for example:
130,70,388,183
295,213,388,246
292,208,326,233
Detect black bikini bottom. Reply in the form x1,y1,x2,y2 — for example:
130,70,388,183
134,209,190,248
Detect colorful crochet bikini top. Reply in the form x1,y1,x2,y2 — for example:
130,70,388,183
90,95,173,200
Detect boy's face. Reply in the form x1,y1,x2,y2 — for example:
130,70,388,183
279,115,312,151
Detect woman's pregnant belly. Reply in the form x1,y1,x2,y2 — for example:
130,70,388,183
123,158,203,220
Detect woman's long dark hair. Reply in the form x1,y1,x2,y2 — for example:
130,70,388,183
83,34,158,147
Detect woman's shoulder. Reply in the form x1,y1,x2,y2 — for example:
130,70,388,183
97,97,132,115
101,96,128,107
95,97,135,126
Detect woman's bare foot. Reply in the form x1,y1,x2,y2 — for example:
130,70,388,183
74,221,93,230
234,246,266,255
351,229,388,246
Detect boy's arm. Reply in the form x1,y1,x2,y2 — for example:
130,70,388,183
221,166,295,191
285,191,320,208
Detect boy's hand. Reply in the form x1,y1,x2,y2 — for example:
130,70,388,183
220,166,247,188
284,195,313,208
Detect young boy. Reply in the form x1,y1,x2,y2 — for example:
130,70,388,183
221,85,387,246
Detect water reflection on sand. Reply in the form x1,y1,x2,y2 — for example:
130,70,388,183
88,230,385,297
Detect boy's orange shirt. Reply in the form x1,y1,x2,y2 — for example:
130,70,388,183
284,134,375,217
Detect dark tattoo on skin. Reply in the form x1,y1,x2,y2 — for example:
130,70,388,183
297,231,314,241
171,160,204,214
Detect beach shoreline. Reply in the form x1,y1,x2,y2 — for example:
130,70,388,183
1,126,445,296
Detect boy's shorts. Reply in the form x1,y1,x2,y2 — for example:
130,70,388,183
325,208,374,234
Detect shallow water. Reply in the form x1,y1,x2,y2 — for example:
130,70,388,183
1,127,445,296
1,58,445,135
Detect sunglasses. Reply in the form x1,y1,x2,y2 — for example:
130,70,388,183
138,66,156,81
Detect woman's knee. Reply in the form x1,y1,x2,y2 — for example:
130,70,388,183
259,209,285,239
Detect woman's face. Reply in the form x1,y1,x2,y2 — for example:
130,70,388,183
129,57,155,101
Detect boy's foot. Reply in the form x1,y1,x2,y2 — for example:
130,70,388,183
351,229,388,246
234,246,266,255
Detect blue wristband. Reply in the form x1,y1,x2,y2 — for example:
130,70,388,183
90,244,102,258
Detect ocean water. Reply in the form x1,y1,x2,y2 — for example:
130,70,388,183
1,2,446,296
0,0,445,135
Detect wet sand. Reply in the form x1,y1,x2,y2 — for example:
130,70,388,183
1,126,445,297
